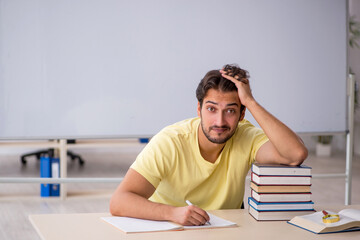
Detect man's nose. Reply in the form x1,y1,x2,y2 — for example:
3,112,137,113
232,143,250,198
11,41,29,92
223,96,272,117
215,112,226,126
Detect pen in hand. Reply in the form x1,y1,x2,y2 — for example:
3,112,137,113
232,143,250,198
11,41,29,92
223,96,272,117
185,200,211,225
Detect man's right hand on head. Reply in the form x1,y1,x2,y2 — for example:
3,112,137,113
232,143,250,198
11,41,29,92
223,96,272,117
220,69,254,108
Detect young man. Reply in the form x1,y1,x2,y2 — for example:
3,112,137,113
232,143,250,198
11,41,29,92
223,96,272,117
110,64,308,226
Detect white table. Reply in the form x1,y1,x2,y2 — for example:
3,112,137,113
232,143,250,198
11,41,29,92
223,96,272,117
29,205,360,240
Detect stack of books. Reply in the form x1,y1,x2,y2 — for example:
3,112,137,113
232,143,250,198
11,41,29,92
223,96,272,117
248,163,315,221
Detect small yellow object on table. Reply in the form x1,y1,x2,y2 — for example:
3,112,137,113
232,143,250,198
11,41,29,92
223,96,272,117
322,210,340,224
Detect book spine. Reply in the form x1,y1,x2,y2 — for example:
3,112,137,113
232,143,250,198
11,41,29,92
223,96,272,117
40,156,51,197
251,173,311,185
251,189,312,203
248,197,314,211
51,157,60,196
252,164,312,176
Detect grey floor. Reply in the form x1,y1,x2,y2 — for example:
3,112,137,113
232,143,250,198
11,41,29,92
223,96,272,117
0,142,359,240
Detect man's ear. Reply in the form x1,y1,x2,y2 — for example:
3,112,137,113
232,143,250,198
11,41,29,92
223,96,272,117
239,107,246,121
197,102,201,117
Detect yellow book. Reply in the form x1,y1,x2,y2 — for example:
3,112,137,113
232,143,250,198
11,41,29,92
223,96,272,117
250,182,311,193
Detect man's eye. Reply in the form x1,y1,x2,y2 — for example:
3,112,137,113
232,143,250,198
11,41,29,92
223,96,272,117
207,107,215,112
227,109,235,114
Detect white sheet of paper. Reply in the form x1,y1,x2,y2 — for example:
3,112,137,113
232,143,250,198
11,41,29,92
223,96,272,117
101,216,182,233
101,213,237,233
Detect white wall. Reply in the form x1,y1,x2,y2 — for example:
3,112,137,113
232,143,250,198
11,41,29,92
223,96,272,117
0,0,348,140
0,1,351,156
349,0,360,156
303,0,360,156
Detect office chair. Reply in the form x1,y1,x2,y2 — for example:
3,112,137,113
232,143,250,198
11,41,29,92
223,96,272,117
20,140,85,166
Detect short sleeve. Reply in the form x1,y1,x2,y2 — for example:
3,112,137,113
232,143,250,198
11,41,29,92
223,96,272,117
238,120,269,166
130,131,175,189
249,129,269,165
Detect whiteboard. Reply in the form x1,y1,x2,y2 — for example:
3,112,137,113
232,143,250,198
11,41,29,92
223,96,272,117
0,0,347,139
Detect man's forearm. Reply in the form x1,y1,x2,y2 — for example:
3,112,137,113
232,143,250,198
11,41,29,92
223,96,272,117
246,99,308,164
110,191,174,221
110,191,210,226
109,168,210,226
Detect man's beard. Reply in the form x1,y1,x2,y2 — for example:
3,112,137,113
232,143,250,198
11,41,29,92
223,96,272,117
200,121,236,144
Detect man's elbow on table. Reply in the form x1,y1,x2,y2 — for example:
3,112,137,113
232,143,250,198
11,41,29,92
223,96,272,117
288,146,308,166
109,193,126,216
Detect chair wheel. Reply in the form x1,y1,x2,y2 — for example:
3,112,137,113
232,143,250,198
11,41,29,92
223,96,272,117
79,158,85,166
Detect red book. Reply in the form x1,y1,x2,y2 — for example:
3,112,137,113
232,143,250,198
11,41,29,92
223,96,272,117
251,189,312,202
251,172,311,186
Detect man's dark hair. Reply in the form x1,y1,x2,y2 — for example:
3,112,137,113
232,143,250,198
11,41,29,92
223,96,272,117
196,64,249,112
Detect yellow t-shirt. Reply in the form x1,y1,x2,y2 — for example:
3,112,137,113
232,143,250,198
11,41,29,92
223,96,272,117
130,117,268,210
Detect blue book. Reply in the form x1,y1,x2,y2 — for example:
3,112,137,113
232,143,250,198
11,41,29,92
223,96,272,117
248,197,314,212
40,156,51,197
50,157,60,196
139,138,149,143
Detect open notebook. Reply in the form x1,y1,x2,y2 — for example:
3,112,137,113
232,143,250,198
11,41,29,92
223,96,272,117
101,213,237,233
